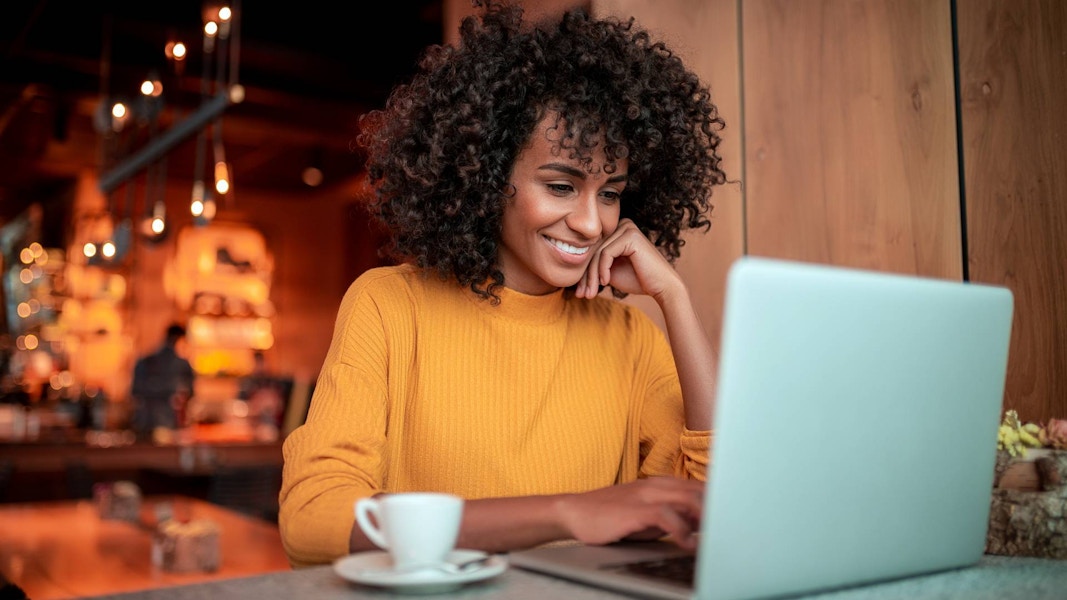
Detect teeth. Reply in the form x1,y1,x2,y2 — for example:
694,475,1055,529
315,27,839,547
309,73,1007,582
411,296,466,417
548,237,589,255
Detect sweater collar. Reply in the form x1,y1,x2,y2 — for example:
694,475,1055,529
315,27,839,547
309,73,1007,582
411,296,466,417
474,284,567,324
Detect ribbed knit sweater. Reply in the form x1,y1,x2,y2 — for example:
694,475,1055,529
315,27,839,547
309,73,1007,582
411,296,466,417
279,264,710,567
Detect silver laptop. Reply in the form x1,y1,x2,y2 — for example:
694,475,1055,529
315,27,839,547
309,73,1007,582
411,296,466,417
510,256,1014,600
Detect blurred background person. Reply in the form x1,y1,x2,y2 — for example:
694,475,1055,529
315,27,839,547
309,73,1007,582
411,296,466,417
129,323,195,439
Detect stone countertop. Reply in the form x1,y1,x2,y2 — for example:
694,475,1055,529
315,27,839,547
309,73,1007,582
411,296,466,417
83,554,1067,600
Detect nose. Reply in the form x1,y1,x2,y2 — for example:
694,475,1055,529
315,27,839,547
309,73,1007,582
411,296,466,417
566,194,604,239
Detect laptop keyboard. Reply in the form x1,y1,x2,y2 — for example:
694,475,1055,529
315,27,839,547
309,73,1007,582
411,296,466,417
610,554,696,585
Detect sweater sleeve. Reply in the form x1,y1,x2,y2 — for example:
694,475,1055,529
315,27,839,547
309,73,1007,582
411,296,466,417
278,272,397,568
632,309,711,482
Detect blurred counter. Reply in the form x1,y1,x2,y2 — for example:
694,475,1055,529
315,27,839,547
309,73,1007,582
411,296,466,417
0,438,282,474
0,434,283,504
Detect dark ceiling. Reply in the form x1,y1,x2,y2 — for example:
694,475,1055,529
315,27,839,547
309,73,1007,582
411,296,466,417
0,0,444,223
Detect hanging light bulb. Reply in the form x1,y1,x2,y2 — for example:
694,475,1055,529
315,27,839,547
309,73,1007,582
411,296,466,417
191,180,216,226
214,160,231,195
191,180,206,217
110,101,130,132
140,76,163,98
302,147,324,187
141,214,162,236
204,20,218,46
301,165,323,187
217,5,233,39
195,197,217,227
151,200,167,234
140,199,168,243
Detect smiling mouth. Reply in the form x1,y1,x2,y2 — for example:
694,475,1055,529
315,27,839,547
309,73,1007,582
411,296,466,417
545,236,590,256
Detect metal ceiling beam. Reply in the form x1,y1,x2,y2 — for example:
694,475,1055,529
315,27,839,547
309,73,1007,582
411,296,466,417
97,92,234,194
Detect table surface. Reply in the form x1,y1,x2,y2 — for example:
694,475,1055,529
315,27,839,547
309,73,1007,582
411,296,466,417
0,495,291,599
5,493,1065,600
75,552,1067,600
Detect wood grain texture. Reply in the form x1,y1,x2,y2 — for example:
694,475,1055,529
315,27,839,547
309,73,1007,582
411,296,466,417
596,0,744,350
743,0,962,278
956,0,1067,424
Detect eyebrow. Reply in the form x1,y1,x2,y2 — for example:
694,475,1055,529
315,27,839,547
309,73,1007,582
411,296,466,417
538,163,628,184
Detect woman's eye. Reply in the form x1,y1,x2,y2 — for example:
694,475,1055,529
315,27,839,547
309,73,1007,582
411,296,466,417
600,190,622,203
547,183,574,195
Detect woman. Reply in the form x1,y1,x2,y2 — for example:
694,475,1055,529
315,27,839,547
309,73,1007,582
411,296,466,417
279,0,728,568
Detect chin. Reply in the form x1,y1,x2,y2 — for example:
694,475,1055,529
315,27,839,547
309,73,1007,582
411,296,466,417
543,270,584,291
555,280,587,294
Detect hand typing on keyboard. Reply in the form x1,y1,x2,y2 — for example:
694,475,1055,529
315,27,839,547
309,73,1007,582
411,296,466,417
555,477,704,551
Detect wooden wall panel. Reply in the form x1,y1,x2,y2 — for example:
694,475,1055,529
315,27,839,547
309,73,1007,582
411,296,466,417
595,0,744,348
743,0,962,279
956,0,1067,423
444,0,590,44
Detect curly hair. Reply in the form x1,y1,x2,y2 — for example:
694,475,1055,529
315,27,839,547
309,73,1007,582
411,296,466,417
357,0,727,302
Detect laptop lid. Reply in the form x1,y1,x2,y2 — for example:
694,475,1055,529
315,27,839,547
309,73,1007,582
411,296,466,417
510,257,1014,600
696,257,1013,599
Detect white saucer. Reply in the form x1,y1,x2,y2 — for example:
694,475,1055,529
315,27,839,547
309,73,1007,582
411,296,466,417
333,549,508,594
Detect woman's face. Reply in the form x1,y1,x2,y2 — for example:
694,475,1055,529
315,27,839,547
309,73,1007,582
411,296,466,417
497,115,627,295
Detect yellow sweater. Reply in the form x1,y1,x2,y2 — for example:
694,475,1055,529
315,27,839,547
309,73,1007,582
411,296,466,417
279,264,710,567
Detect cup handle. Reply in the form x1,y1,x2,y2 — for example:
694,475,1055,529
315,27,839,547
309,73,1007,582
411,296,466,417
354,498,390,550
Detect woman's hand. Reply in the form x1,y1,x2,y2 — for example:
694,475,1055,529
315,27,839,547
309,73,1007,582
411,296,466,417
555,477,704,550
576,219,684,302
577,218,716,431
443,477,704,554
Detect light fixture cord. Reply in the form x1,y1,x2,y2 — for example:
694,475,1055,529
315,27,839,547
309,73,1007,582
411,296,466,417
191,13,214,210
213,5,232,206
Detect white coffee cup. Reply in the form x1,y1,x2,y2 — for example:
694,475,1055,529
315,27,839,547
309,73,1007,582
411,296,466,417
354,492,464,571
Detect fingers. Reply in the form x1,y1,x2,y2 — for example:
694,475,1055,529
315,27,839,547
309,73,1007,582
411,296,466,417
576,220,631,298
580,219,676,299
657,502,702,550
576,262,598,299
627,479,703,549
582,221,630,296
595,219,638,284
559,477,705,547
